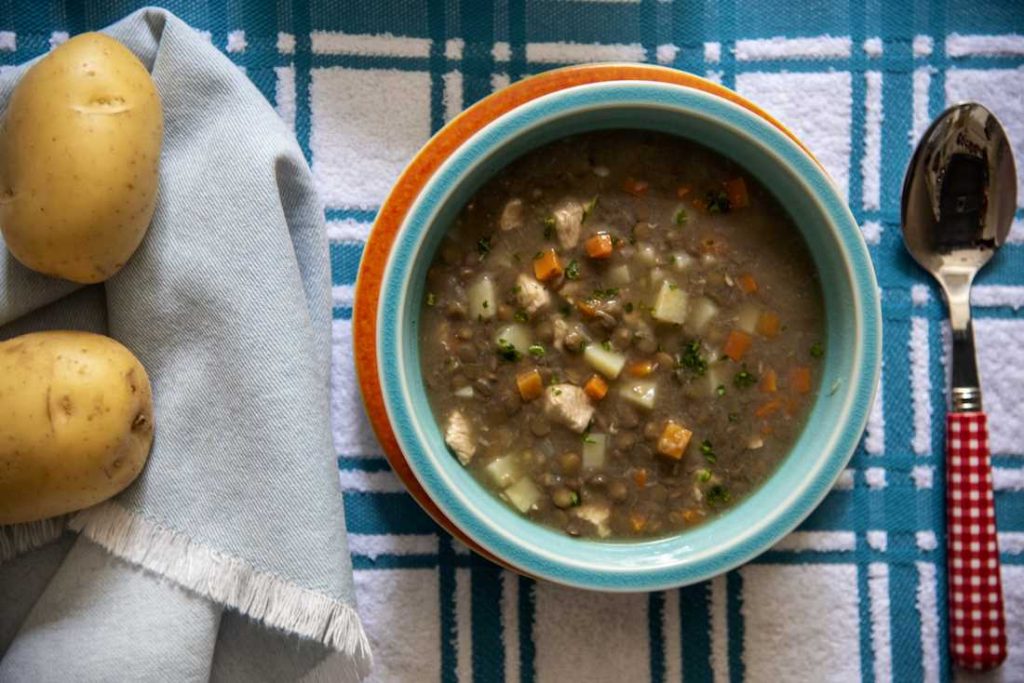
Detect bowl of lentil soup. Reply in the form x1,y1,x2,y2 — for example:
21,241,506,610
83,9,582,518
355,65,880,590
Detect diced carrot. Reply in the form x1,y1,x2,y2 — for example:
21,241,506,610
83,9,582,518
623,177,649,196
584,232,614,259
516,369,544,401
737,273,758,294
629,511,649,532
633,468,648,488
676,185,692,199
784,397,801,417
724,177,750,209
533,248,563,282
657,420,693,459
627,360,656,378
755,399,783,418
583,375,608,400
690,197,708,212
789,366,812,394
760,368,778,393
576,299,597,318
723,330,753,362
682,509,704,525
756,312,781,338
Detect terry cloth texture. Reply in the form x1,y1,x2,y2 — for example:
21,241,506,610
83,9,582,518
0,8,369,683
2,2,1024,682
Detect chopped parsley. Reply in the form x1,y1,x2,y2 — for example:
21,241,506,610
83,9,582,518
705,190,731,214
733,366,757,389
810,342,825,359
476,236,492,258
496,339,521,362
527,344,545,358
568,491,581,506
700,439,717,463
565,259,581,280
601,340,612,351
715,384,727,397
425,292,437,307
674,207,689,226
582,196,599,222
514,309,529,323
728,412,740,423
706,484,731,507
696,468,713,483
679,340,707,376
591,287,620,300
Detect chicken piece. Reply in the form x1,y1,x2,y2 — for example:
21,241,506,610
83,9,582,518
573,501,611,538
515,273,551,314
499,198,524,231
543,384,594,433
552,198,584,249
444,410,476,465
552,317,570,352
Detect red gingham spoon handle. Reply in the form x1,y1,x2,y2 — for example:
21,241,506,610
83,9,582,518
946,412,1006,670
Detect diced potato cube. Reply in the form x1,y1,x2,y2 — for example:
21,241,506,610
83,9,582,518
485,456,519,489
583,344,626,379
573,502,611,537
499,198,524,231
619,380,657,410
652,281,689,324
736,303,760,334
468,276,496,320
607,264,631,286
686,296,718,333
504,477,542,513
657,421,693,459
454,385,474,399
582,433,607,469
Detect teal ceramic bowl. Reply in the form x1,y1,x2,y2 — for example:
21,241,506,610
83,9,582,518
376,78,881,591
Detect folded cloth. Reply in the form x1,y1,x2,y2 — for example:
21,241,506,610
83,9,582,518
0,8,371,681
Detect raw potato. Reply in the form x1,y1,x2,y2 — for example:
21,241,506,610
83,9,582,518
0,33,163,283
0,331,155,524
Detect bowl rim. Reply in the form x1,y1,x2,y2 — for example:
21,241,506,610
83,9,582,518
354,65,880,588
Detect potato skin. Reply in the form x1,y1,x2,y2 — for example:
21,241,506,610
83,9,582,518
0,33,163,283
0,331,155,524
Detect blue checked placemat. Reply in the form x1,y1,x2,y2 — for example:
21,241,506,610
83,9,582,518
2,2,1022,681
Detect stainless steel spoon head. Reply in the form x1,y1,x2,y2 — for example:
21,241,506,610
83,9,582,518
901,102,1017,288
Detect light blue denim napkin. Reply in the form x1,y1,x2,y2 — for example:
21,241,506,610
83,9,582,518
0,8,370,681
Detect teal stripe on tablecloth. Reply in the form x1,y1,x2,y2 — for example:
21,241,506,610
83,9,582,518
648,591,665,683
679,581,713,682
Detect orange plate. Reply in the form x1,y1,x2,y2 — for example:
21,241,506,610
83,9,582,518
352,64,818,568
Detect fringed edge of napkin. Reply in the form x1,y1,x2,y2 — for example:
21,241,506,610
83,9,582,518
0,516,68,563
69,501,373,680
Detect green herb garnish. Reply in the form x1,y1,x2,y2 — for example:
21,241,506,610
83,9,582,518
674,208,689,225
514,310,529,323
696,468,712,483
679,340,707,376
565,259,581,280
528,343,545,358
582,196,599,222
477,236,492,257
425,292,437,307
733,366,757,389
728,412,740,423
706,484,731,507
810,342,825,359
700,439,717,463
496,339,521,362
601,340,612,351
569,491,581,506
591,287,620,300
716,384,726,397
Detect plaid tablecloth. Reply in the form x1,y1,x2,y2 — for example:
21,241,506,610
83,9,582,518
2,2,1022,681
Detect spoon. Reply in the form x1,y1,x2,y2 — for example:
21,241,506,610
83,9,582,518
902,102,1016,671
